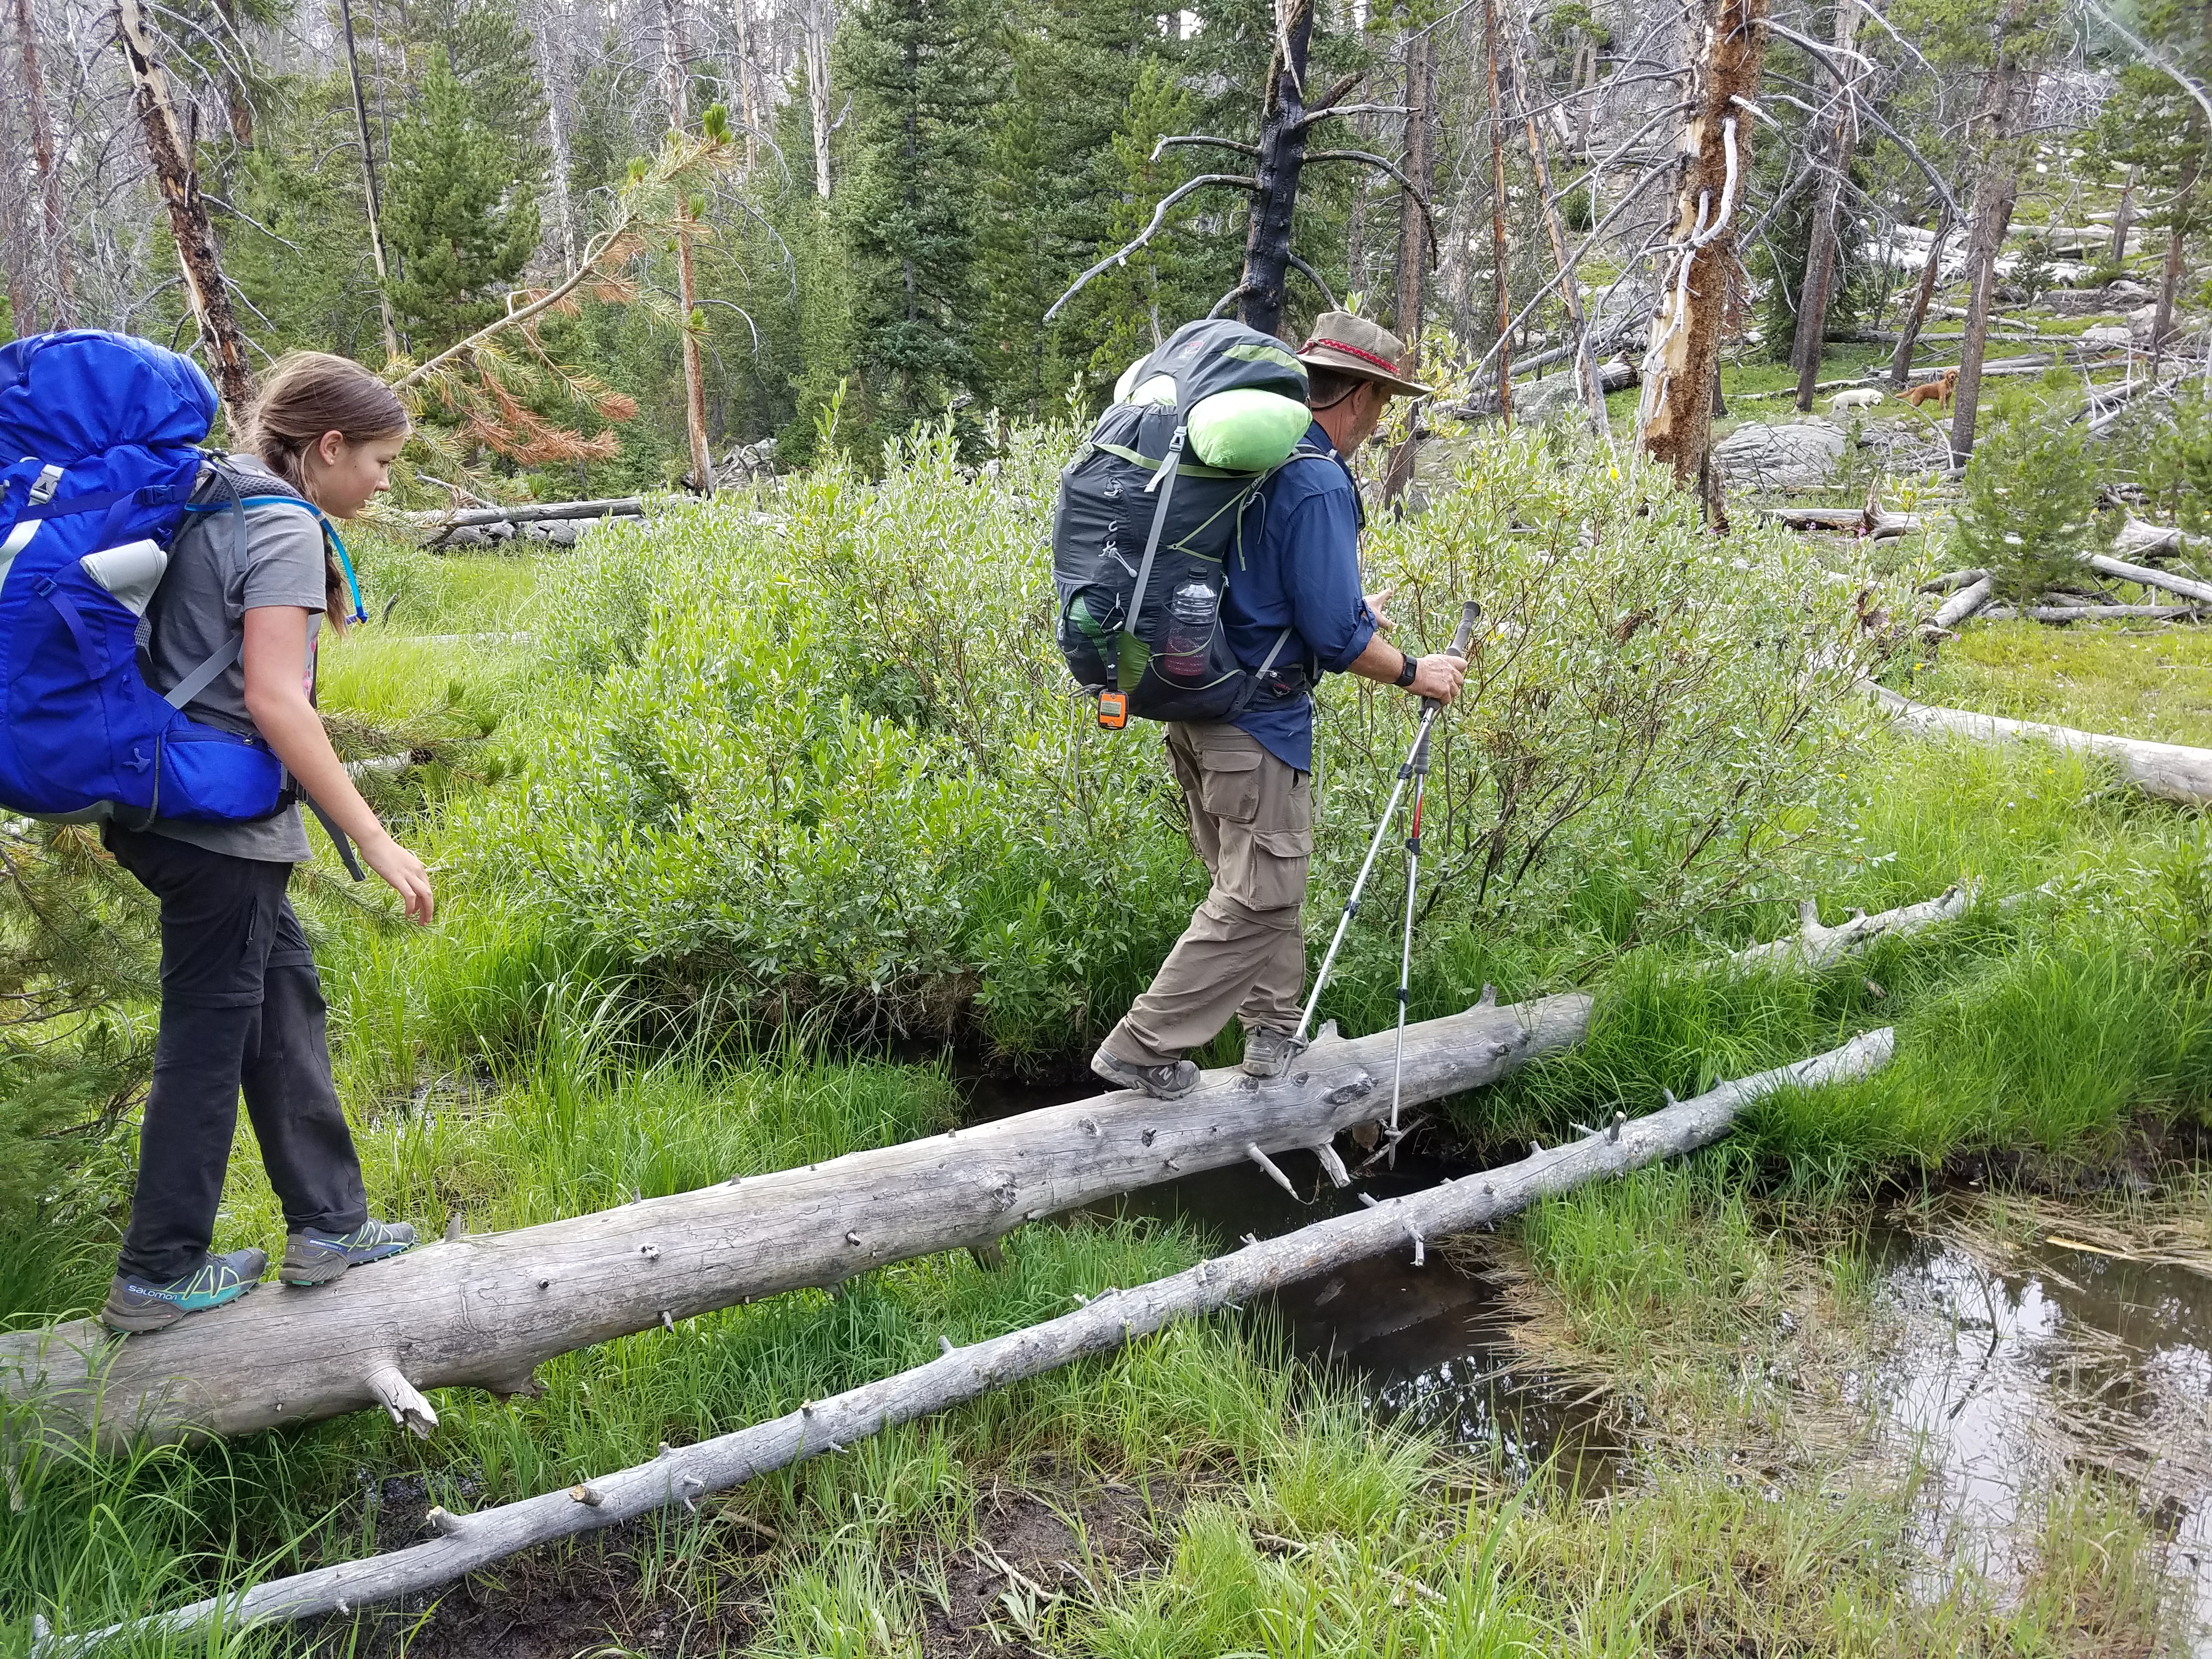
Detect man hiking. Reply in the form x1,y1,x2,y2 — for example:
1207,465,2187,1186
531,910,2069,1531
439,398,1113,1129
1090,312,1468,1101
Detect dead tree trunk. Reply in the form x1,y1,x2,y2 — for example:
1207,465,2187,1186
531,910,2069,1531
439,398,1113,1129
661,0,715,492
1888,207,1951,389
42,1032,1897,1653
115,0,253,427
337,0,402,361
532,0,578,268
1238,0,1316,338
1870,684,2212,805
2111,166,2136,262
1393,26,1432,344
1947,4,2033,467
1636,0,1769,492
804,0,833,199
2149,166,2197,377
12,0,70,328
732,0,759,173
1485,0,1514,421
1792,1,1861,411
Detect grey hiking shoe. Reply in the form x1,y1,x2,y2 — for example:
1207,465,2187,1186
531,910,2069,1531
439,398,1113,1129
281,1217,417,1286
1242,1026,1305,1079
101,1247,267,1332
1090,1045,1200,1100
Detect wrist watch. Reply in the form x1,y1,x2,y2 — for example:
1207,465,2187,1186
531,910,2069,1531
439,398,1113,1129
1395,650,1421,689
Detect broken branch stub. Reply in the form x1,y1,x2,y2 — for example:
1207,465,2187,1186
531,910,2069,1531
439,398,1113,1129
39,1032,1893,1654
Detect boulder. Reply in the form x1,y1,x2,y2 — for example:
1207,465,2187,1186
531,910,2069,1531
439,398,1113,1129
2083,324,2132,348
1712,420,1847,490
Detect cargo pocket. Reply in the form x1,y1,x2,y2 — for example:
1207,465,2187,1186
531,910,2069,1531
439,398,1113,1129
1245,826,1313,911
1196,747,1264,825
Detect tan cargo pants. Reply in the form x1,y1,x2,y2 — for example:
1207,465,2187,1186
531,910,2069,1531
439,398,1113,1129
1104,721,1313,1066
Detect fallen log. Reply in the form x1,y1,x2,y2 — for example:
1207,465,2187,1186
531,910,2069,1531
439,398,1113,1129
0,892,1973,1452
1982,603,2205,623
2084,550,2212,607
33,1030,1897,1654
0,998,1590,1449
1930,575,1993,630
1869,684,2212,806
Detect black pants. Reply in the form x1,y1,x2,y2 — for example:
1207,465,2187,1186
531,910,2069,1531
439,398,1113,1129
105,826,368,1284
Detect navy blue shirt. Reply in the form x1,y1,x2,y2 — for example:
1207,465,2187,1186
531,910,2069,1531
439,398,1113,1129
1223,421,1378,772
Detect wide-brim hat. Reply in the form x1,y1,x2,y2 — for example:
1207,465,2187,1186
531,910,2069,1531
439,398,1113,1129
1295,311,1433,399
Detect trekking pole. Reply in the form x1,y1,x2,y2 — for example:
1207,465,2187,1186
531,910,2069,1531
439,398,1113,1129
1292,601,1482,1052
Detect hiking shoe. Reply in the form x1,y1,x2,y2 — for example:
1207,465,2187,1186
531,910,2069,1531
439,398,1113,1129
1242,1026,1305,1079
101,1248,267,1333
280,1217,417,1286
1090,1045,1200,1100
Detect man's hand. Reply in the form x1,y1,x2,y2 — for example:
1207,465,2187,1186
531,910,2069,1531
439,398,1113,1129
1412,652,1467,706
1364,589,1395,634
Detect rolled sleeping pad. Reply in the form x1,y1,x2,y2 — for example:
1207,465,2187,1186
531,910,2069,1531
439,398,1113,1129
1187,387,1311,470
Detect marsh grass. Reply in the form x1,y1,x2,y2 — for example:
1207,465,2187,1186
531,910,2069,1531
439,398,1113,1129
1901,618,2212,747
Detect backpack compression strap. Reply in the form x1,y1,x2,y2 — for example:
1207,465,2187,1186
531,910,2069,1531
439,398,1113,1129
1117,422,1188,693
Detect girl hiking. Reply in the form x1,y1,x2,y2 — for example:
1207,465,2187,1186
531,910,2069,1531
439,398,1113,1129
99,351,433,1332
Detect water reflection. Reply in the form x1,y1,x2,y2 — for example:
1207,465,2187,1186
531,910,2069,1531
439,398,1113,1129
1873,1227,2212,1650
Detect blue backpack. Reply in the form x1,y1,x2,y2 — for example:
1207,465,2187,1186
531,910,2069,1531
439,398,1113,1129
0,329,363,830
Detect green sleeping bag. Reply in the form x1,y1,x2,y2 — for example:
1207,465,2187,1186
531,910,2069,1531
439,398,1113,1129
1186,387,1311,470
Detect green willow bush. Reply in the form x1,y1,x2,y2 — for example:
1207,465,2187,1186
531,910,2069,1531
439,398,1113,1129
473,422,1885,1062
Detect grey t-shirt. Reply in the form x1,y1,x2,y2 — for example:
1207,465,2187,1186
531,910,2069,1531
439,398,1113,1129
143,458,327,863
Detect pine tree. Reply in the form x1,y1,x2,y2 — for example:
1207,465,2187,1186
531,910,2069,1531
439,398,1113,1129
383,54,543,347
834,0,1003,451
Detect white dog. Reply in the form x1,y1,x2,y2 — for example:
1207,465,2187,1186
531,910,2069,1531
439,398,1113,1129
1831,388,1884,412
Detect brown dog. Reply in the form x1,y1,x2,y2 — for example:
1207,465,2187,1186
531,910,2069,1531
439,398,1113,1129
1899,367,1959,409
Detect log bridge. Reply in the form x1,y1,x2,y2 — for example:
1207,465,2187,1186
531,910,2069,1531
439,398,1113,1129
2,999,1594,1449
0,889,1971,1453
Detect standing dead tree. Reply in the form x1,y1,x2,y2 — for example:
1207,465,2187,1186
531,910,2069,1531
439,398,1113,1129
661,0,717,492
1635,0,1770,499
11,0,71,329
114,0,253,426
1046,0,1432,338
1948,0,2038,466
1790,0,1862,411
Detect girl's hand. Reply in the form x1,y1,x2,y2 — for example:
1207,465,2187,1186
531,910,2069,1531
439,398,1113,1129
360,831,435,923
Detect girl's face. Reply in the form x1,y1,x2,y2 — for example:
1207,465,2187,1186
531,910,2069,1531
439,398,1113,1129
303,429,407,520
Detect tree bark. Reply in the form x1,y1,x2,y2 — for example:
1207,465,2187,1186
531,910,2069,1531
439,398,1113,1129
2149,185,2193,379
805,0,833,200
12,0,70,329
1888,208,1951,389
115,0,253,427
41,1031,1897,1652
1791,0,1861,411
2111,165,2136,263
1870,685,2212,806
1485,0,1514,421
337,0,402,361
533,0,578,269
1237,0,1314,339
1946,5,2034,468
1393,26,1431,345
1635,0,1769,491
732,0,759,173
661,0,715,492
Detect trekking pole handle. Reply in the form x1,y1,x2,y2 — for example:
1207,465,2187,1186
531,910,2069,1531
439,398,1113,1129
1418,601,1482,719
